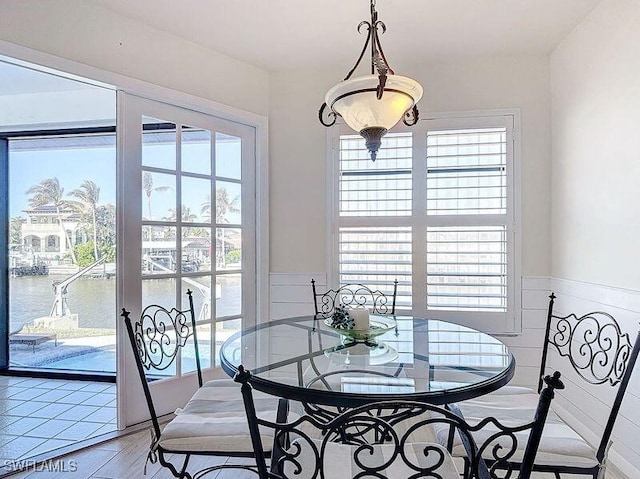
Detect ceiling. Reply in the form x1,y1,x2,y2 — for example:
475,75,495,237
89,0,600,72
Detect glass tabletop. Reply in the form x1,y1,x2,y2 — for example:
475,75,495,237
220,315,514,407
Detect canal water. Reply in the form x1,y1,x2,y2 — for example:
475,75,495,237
9,274,241,333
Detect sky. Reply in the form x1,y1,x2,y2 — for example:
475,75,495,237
9,138,242,224
9,145,116,218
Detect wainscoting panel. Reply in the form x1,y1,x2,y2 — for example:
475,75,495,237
549,278,640,479
270,273,325,320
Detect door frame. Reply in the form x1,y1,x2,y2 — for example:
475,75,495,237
0,43,270,428
117,92,261,427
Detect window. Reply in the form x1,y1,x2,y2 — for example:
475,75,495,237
331,114,520,333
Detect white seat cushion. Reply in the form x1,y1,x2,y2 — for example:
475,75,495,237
437,386,599,469
159,379,279,453
285,439,460,479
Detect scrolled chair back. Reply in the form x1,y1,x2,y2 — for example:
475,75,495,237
311,279,398,318
235,366,563,479
541,293,635,391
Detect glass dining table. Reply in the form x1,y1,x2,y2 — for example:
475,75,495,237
220,315,515,407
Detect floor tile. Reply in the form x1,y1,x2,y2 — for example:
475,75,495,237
79,383,113,394
81,408,116,424
0,415,22,430
54,405,99,422
32,381,66,390
0,417,48,436
53,382,87,392
0,436,47,461
29,403,74,420
2,386,29,399
0,399,23,414
3,402,48,417
55,391,95,405
0,377,27,387
81,393,115,407
53,421,104,441
0,434,19,448
25,420,76,440
8,389,47,402
0,379,119,469
14,379,49,389
29,390,72,403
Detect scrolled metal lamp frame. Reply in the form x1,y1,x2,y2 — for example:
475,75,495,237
318,0,420,161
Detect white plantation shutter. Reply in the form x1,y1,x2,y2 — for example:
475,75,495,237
425,126,509,313
333,114,518,332
338,133,415,310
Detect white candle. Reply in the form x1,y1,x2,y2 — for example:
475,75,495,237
349,307,370,330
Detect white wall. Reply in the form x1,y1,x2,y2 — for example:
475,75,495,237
269,56,552,277
550,0,640,290
550,1,640,476
0,0,269,116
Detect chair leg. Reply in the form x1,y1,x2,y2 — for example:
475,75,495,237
156,450,192,479
178,454,192,479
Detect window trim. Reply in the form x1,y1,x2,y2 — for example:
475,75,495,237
327,109,522,334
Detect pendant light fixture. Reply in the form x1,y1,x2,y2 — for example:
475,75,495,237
319,0,423,161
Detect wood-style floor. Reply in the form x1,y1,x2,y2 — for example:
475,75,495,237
4,428,256,478
2,426,629,479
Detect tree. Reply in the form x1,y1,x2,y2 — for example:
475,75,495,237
201,188,240,268
163,206,197,238
74,242,97,267
201,188,240,224
26,177,77,263
69,180,101,262
95,204,116,248
10,217,24,246
143,171,172,220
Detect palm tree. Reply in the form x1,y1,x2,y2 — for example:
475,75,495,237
202,188,240,267
143,171,172,220
200,188,240,223
69,180,101,262
163,206,197,237
26,177,78,263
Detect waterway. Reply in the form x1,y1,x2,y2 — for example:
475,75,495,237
9,274,241,333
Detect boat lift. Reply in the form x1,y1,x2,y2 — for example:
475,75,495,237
142,255,216,322
50,257,107,317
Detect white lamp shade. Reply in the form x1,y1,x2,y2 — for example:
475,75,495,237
325,74,423,132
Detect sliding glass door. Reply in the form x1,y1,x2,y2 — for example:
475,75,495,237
1,60,117,374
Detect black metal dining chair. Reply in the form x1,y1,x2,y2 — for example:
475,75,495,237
122,290,285,479
235,364,565,479
453,293,640,478
311,278,398,318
